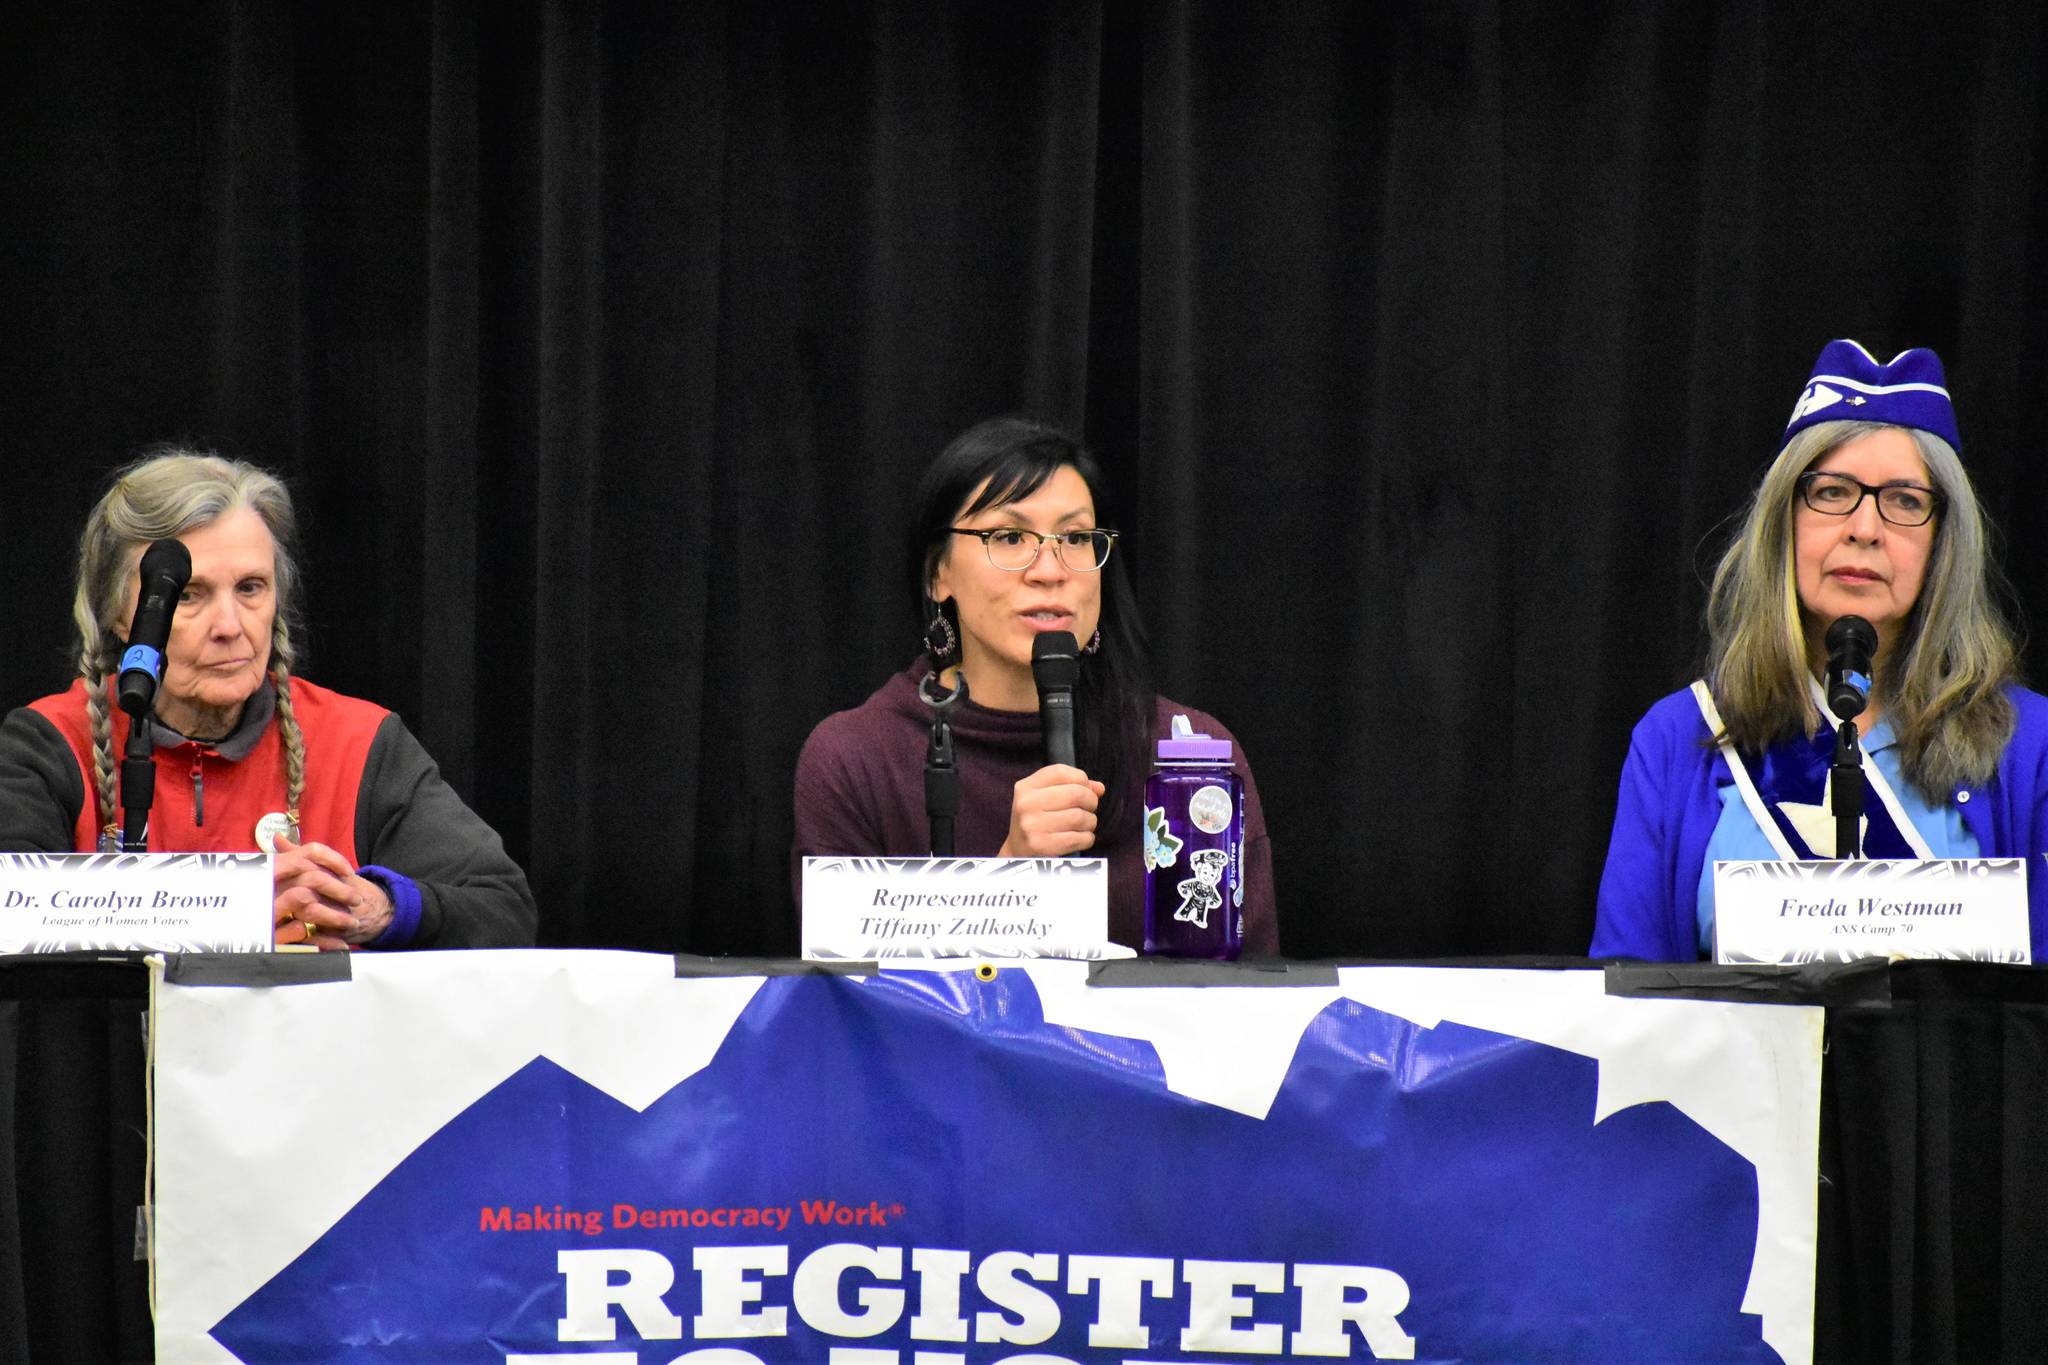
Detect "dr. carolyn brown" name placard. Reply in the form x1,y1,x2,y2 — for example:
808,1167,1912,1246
0,850,273,953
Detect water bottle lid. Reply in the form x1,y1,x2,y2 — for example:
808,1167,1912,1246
1156,712,1232,760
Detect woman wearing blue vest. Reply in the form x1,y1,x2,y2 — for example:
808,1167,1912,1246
1590,340,2048,961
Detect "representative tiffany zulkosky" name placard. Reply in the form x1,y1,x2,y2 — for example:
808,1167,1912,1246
801,855,1120,960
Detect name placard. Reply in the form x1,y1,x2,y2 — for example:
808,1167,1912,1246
1713,857,2030,964
0,851,274,953
801,856,1122,960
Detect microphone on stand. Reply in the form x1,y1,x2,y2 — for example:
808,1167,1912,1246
1824,615,1877,859
1825,615,1877,720
118,539,192,851
118,539,193,717
1030,630,1080,768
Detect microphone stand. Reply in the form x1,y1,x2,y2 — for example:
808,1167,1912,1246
1827,666,1866,860
919,671,968,856
120,715,155,852
1830,720,1863,860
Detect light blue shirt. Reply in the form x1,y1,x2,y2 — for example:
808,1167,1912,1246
1696,718,1980,954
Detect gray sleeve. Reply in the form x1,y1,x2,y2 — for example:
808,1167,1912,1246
355,714,539,947
0,708,87,852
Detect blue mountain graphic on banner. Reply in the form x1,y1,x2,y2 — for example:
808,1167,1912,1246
212,970,1775,1363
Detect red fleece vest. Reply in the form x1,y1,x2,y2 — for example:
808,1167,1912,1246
31,677,388,861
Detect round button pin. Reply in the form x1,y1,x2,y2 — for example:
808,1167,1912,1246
254,811,297,852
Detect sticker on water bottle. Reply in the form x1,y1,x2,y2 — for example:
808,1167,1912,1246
1174,848,1230,929
1188,784,1233,835
1143,806,1183,871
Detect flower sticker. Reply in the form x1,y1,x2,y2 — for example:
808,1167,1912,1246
1143,806,1183,872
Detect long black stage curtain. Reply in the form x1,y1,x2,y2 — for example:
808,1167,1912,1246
0,960,151,1363
2,2,2045,959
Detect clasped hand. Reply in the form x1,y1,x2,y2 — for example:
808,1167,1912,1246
998,763,1106,858
269,832,394,949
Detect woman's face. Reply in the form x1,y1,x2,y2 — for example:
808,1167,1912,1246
122,504,278,735
930,464,1104,697
1793,426,1936,655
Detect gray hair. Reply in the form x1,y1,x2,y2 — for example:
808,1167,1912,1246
1703,420,2018,798
73,448,308,838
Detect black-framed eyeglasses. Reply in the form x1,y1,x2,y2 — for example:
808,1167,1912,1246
948,526,1119,572
1796,471,1941,528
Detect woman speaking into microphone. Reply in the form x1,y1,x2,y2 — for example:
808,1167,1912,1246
793,417,1277,953
1590,341,2048,961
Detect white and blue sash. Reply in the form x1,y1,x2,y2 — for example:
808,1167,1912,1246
1690,679,1935,862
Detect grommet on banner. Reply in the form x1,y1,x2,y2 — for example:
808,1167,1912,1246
975,963,998,982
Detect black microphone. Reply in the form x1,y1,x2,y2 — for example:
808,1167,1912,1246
1825,615,1878,720
1031,630,1080,768
117,539,192,718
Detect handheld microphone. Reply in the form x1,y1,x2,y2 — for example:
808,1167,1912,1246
1031,630,1080,768
117,539,193,718
1825,615,1878,720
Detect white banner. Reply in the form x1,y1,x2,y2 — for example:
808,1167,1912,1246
152,953,1822,1364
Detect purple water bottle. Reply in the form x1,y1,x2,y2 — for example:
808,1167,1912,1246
1142,715,1245,959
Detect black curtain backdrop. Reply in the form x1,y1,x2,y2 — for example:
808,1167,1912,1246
3,1,2046,959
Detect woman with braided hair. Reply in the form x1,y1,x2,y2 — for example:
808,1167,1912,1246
0,449,536,949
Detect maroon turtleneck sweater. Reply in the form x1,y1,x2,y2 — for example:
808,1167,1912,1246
793,660,1277,953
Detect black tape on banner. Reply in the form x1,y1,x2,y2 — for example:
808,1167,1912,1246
672,955,876,979
1602,958,1893,1007
162,951,354,987
1088,957,1342,988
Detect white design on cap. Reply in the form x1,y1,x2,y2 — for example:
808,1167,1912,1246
1790,383,1844,422
1805,373,1950,400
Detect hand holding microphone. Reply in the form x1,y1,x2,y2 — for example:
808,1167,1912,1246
1000,765,1104,857
998,630,1102,857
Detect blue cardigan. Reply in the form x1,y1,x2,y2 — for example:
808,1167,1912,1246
1590,683,2048,961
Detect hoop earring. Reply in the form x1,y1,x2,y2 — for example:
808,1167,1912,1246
923,604,959,662
1082,629,1102,656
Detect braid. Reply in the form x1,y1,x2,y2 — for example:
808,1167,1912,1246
271,619,306,826
84,656,118,845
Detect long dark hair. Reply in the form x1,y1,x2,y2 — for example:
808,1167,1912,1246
909,416,1154,829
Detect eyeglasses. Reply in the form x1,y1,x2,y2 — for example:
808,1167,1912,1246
1796,472,1940,528
949,526,1119,572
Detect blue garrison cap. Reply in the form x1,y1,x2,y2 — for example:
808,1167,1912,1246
1783,339,1959,453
